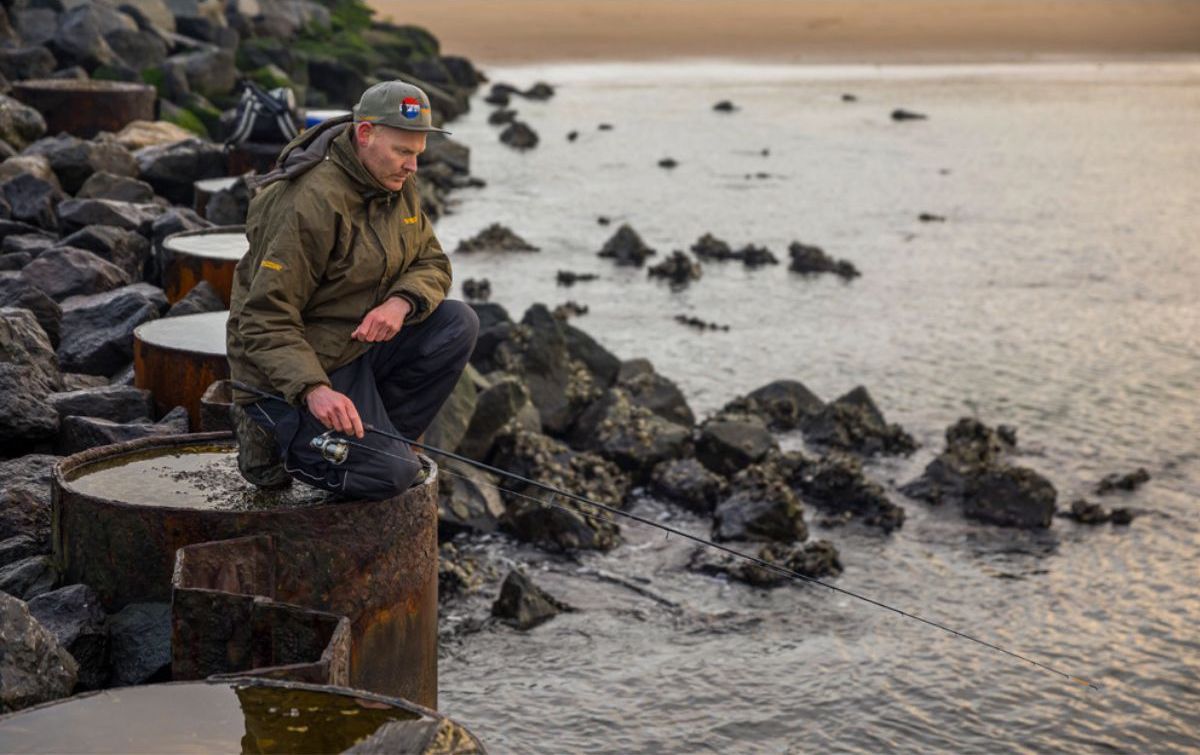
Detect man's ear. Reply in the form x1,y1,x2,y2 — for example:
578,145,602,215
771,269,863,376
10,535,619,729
354,121,374,147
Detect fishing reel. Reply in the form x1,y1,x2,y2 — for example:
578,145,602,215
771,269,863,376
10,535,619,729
310,431,350,465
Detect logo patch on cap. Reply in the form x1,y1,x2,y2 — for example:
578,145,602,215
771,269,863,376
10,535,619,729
400,97,422,120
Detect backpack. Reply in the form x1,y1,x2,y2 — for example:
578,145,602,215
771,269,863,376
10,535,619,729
226,80,301,147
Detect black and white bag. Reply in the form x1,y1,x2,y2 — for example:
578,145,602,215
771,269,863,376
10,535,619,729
226,80,301,146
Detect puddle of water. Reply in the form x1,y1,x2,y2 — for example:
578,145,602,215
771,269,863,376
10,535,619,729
0,681,419,754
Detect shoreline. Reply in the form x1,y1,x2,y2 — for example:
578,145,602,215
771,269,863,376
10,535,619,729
369,0,1200,66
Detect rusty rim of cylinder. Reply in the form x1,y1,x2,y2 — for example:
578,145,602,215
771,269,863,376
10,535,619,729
133,310,228,357
54,431,439,515
12,78,156,94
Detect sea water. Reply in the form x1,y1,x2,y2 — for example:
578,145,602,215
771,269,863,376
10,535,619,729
433,61,1200,752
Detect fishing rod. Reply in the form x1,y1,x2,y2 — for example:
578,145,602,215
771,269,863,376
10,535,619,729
230,380,1100,691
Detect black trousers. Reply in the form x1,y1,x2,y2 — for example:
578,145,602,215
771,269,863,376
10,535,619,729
247,300,479,500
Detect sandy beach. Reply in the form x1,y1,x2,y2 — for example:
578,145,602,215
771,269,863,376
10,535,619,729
370,0,1200,64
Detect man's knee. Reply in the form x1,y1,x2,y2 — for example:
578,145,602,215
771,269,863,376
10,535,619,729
432,300,479,359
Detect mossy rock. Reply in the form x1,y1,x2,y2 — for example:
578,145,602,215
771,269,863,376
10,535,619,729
181,93,222,136
248,64,293,91
160,101,208,138
368,23,439,60
141,67,166,98
92,64,139,83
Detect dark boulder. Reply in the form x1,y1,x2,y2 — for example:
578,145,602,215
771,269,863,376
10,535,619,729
0,252,31,271
650,457,727,514
713,100,737,112
23,134,137,195
57,404,187,455
0,304,61,388
487,108,517,126
647,251,702,287
788,241,860,279
0,554,57,601
696,412,778,477
712,464,807,543
891,108,927,121
27,583,107,691
57,283,165,376
461,278,490,302
690,232,734,261
900,417,1015,504
56,198,162,235
455,223,539,253
104,27,166,71
0,173,63,231
202,175,249,225
1062,499,1112,525
164,279,222,317
618,360,694,427
557,270,598,286
50,3,123,71
563,322,620,389
0,46,57,82
491,569,573,630
0,592,77,713
568,388,690,478
0,94,46,151
75,170,155,203
598,224,656,266
0,535,46,570
515,304,598,435
783,452,905,532
0,454,59,542
3,233,54,257
657,157,678,169
734,244,778,268
689,539,842,588
48,384,153,424
0,363,59,446
499,120,539,151
134,138,224,206
492,427,627,552
21,247,129,301
168,48,236,98
800,386,916,456
54,225,150,281
424,366,478,454
107,601,171,687
961,466,1057,529
522,82,554,100
724,379,823,431
438,458,505,536
1096,468,1150,495
458,375,539,461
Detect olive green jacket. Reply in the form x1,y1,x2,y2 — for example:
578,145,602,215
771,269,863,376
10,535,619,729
227,121,451,404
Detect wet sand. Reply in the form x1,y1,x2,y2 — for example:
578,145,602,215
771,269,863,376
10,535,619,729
370,0,1200,64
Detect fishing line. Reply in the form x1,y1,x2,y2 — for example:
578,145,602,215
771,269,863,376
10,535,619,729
231,381,1100,691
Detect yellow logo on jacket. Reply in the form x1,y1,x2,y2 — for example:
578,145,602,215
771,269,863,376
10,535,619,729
402,216,418,225
261,260,283,271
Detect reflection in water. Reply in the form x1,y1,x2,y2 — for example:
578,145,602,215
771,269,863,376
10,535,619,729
235,685,417,754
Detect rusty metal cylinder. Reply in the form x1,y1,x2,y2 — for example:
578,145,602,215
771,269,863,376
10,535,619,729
162,226,248,305
52,434,440,706
133,311,229,428
11,79,156,138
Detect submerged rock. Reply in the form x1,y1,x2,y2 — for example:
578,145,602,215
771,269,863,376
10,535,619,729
782,452,906,532
799,386,916,456
499,121,539,151
712,464,807,543
647,251,701,287
691,232,734,261
1096,468,1150,495
650,458,728,514
462,278,491,301
712,100,737,112
788,241,860,279
491,569,573,630
891,108,928,121
455,223,538,253
962,467,1057,529
689,539,842,588
674,314,729,332
556,270,598,286
597,224,656,266
0,592,78,713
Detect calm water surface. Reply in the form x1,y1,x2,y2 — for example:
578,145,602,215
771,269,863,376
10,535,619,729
432,61,1200,753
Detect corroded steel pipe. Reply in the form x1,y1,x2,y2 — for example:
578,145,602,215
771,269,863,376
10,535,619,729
161,226,248,305
11,79,155,138
133,311,229,427
52,434,440,706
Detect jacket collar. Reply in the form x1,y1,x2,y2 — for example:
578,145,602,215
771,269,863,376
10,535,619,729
330,126,396,200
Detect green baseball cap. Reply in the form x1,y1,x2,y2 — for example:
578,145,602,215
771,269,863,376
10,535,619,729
353,80,450,134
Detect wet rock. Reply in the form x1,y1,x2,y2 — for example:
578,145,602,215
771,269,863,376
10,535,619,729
505,304,596,435
492,569,572,630
107,601,171,687
556,270,598,286
918,213,946,223
675,314,729,332
76,171,155,204
0,173,63,231
713,464,807,543
554,302,588,323
0,555,57,601
734,244,778,268
961,466,1056,529
499,121,538,151
425,366,478,454
598,224,656,266
57,283,165,376
657,157,678,169
455,223,539,253
48,384,153,424
689,539,842,588
650,458,727,514
522,82,554,100
0,94,46,151
1063,499,1111,525
134,138,225,205
1109,508,1135,525
165,279,223,317
437,541,482,602
492,427,627,552
57,404,187,455
1096,468,1150,495
563,321,620,389
0,46,57,82
438,458,505,536
724,379,824,431
891,108,927,121
458,376,539,461
842,93,857,102
713,100,737,112
566,130,578,142
461,278,490,302
900,418,1015,504
105,27,166,71
0,454,59,542
0,592,78,713
783,452,906,532
568,388,690,479
27,584,107,691
23,134,137,195
21,247,129,301
617,362,694,427
696,413,778,477
56,198,163,235
0,535,46,570
690,232,734,261
55,225,150,281
0,362,59,447
788,241,860,279
0,305,60,389
487,108,516,126
484,84,512,106
647,251,701,287
800,386,916,456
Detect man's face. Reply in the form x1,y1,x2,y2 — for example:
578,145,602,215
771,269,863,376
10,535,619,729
354,122,427,192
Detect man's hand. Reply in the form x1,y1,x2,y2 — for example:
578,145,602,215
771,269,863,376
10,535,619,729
305,385,364,438
351,297,411,342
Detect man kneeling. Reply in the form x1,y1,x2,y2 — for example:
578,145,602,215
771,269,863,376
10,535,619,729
226,81,478,499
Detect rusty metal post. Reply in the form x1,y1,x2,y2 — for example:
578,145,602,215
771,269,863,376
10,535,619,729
133,312,229,427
